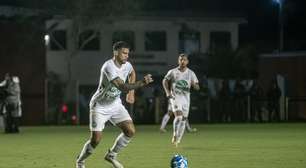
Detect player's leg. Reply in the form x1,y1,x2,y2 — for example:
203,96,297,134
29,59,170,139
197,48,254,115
176,116,187,144
76,112,108,168
11,103,20,133
185,118,197,133
172,101,185,146
76,131,102,167
175,104,190,145
172,110,183,146
160,111,173,132
185,118,191,131
112,120,135,153
105,105,133,168
105,121,134,168
160,100,174,132
5,103,13,133
12,117,20,133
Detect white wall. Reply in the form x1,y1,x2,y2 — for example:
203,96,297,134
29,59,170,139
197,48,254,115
46,17,244,85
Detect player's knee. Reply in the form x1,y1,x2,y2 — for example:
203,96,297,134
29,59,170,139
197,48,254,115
90,135,101,147
175,115,183,121
90,139,100,148
124,127,135,137
128,128,136,137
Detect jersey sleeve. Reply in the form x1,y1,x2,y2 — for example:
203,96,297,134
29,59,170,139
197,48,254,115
103,63,119,81
164,69,173,81
191,71,199,83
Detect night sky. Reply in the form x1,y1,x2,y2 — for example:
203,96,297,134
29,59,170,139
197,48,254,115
1,0,306,52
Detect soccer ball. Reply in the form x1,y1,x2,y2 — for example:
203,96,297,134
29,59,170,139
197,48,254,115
170,154,188,168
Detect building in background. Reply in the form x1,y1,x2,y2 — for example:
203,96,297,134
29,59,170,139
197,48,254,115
258,51,306,121
0,6,46,125
45,13,246,124
46,14,245,82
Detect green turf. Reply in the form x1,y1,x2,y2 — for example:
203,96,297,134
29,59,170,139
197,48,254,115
0,123,306,168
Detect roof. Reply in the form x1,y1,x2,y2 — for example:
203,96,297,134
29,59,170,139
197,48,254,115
0,5,43,17
1,5,246,24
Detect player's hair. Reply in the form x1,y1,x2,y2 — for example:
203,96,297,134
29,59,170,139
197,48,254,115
113,41,130,51
178,53,189,59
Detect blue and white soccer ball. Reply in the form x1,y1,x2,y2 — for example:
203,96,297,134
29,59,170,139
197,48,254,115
171,154,188,168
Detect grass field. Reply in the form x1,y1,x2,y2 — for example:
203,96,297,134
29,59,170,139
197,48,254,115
0,123,306,168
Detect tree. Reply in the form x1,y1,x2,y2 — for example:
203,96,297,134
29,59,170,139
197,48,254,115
207,47,236,78
207,45,259,79
234,45,259,78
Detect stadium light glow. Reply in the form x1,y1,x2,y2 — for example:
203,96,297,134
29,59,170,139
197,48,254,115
44,34,50,46
273,0,281,4
273,0,284,52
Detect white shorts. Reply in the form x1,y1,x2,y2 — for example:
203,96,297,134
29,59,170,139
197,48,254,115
89,103,132,131
169,98,190,117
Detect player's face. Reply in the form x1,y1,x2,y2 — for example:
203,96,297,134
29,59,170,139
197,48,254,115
116,48,130,64
178,56,188,68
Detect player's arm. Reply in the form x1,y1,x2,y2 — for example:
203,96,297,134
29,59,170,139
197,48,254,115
162,78,172,98
0,80,7,87
191,81,200,91
126,69,136,104
191,72,200,91
112,74,153,92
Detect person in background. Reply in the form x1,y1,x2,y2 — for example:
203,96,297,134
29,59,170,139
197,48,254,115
249,80,264,122
0,73,22,133
162,53,200,147
267,78,281,122
233,79,247,122
218,80,232,122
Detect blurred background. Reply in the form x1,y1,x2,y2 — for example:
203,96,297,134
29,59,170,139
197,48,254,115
0,0,306,126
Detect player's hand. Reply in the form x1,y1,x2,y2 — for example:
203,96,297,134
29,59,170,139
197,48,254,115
126,91,135,104
143,74,153,85
191,80,200,91
191,80,195,87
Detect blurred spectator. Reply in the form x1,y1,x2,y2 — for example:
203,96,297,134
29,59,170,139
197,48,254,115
218,80,232,122
0,73,22,133
143,86,155,122
0,83,7,114
249,80,264,122
233,79,247,122
0,83,7,130
266,78,281,122
133,89,146,123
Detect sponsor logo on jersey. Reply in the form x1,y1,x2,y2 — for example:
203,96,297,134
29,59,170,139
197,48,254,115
104,85,121,100
175,80,189,93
